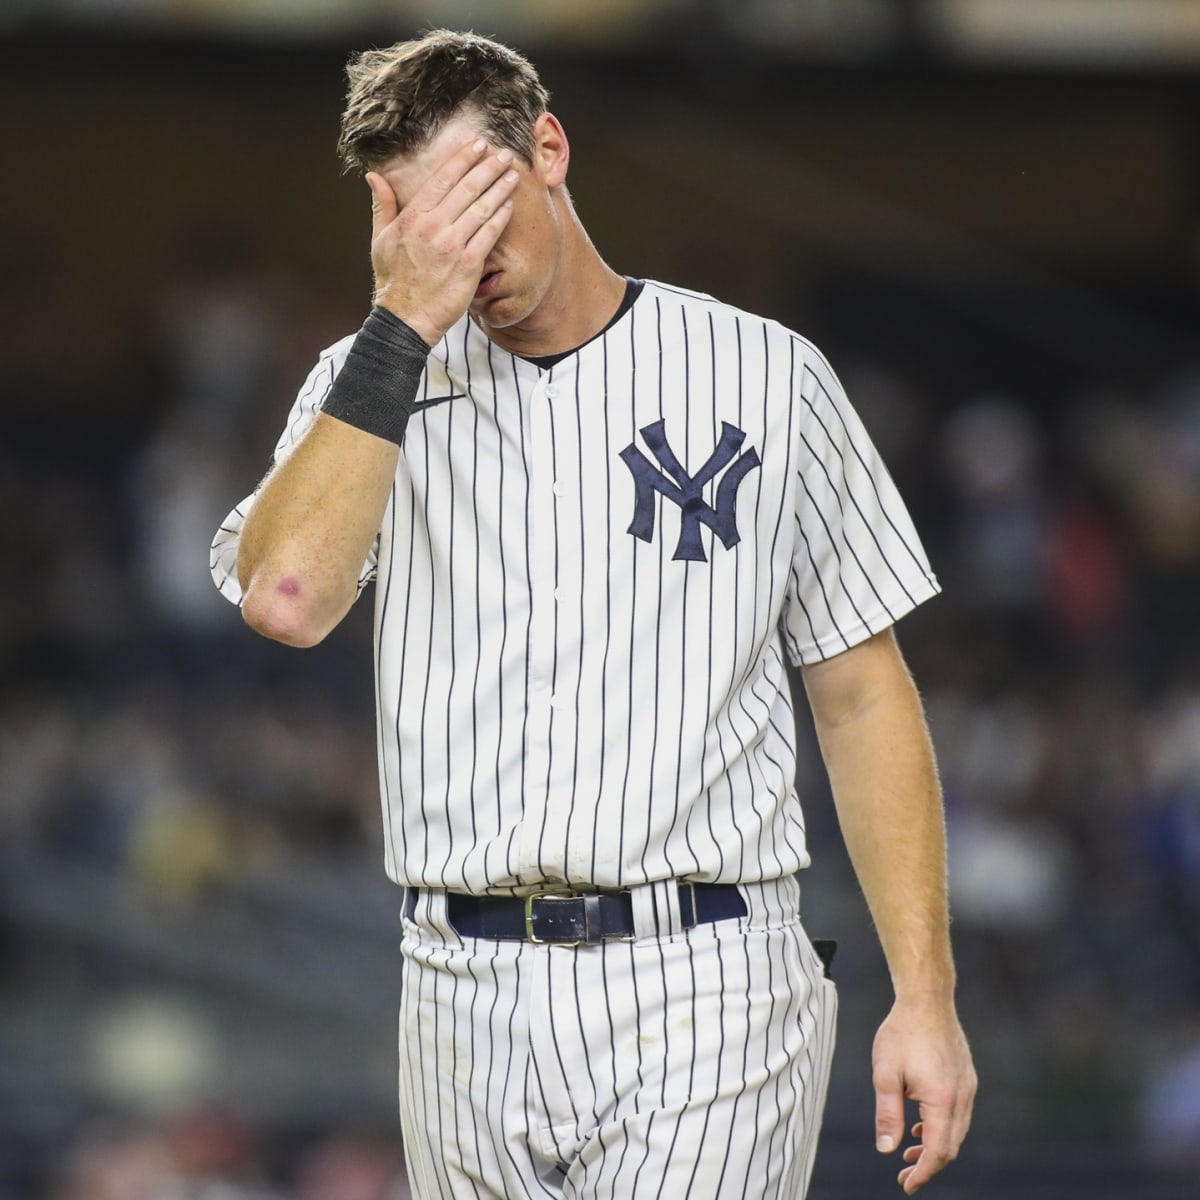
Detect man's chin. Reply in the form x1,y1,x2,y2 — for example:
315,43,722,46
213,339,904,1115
469,295,529,332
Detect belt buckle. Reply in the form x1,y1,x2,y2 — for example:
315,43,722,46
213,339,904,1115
524,889,586,946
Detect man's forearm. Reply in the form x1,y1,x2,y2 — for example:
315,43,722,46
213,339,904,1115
238,412,399,647
801,630,955,999
238,307,434,646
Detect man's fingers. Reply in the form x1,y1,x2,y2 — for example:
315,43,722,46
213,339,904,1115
898,1104,961,1193
408,137,490,212
464,196,515,262
366,172,398,238
455,169,520,244
952,1065,978,1150
438,148,519,226
898,1145,946,1194
873,1067,905,1154
899,1145,952,1195
901,1123,923,1164
393,143,519,263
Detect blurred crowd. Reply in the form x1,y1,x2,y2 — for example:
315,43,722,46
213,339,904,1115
47,1107,410,1200
3,227,1200,1195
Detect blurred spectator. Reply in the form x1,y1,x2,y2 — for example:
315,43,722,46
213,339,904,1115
165,1105,283,1199
49,1127,177,1200
291,1130,410,1200
1044,489,1128,649
938,395,1048,625
47,1111,284,1200
1141,1016,1200,1174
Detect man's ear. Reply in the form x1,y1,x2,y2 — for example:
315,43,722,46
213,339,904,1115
532,112,569,188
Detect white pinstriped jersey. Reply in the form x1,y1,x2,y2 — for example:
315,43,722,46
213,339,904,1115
212,280,939,895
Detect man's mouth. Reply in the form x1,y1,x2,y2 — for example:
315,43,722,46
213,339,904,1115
475,269,502,298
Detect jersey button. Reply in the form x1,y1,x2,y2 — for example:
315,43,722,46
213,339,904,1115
552,482,567,497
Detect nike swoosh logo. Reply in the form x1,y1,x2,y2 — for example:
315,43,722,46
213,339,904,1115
413,392,467,412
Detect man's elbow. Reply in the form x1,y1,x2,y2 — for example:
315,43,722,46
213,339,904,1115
239,578,345,648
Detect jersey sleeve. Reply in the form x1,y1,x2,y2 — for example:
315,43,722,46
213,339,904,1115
780,343,940,665
209,339,380,607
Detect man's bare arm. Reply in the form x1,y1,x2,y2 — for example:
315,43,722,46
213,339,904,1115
238,416,399,646
238,137,519,646
801,628,976,1194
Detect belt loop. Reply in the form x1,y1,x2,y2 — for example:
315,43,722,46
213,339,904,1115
582,893,602,944
629,882,659,939
654,879,684,936
678,881,697,929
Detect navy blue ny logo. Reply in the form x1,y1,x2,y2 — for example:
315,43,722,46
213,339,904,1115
619,420,762,562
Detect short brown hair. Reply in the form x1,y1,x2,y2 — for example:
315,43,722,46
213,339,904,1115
337,30,550,173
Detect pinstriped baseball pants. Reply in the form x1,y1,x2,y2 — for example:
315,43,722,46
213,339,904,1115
398,876,837,1200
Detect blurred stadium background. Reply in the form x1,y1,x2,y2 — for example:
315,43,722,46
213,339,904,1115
3,0,1200,1197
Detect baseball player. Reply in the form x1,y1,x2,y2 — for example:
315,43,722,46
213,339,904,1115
210,30,975,1200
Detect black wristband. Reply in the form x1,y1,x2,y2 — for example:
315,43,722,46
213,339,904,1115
320,307,432,445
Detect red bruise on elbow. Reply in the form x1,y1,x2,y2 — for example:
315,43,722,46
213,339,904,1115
276,577,302,597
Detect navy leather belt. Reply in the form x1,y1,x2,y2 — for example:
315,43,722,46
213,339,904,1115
406,882,747,946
